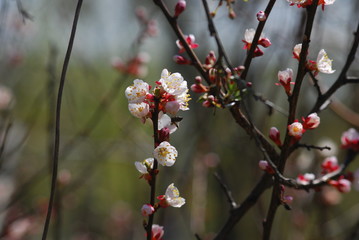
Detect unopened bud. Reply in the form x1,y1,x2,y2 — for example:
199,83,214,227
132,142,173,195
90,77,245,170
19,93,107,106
174,0,186,17
173,55,191,65
256,11,266,21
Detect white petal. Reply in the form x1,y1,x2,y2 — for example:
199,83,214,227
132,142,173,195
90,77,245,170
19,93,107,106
128,103,149,118
317,49,335,74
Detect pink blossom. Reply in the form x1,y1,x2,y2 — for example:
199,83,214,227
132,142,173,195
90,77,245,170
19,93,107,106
341,128,359,151
151,224,164,240
176,34,199,53
276,68,294,96
256,11,266,21
297,173,315,185
141,204,155,216
302,112,320,130
321,156,339,174
288,122,304,139
269,127,282,146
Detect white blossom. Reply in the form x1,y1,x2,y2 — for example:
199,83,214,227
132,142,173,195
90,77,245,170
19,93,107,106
125,79,149,103
165,183,186,208
153,141,178,166
128,102,149,118
134,158,154,174
316,49,335,74
159,69,188,96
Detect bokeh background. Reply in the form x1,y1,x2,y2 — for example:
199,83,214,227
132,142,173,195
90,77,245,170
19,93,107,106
0,0,359,239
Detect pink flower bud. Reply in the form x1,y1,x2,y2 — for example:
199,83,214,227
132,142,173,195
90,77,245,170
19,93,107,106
165,101,180,115
341,128,359,151
191,83,208,93
173,55,191,65
258,160,275,174
174,0,186,17
321,156,339,174
337,179,351,193
209,68,217,83
141,204,155,216
302,112,320,130
283,195,293,204
151,224,164,240
259,38,272,48
288,122,303,139
269,127,282,146
256,11,267,21
195,76,202,84
296,173,315,185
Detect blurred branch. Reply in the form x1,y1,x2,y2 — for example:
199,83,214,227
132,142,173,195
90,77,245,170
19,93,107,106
214,172,237,209
296,143,331,151
41,1,83,240
311,19,359,113
201,0,233,70
15,0,33,22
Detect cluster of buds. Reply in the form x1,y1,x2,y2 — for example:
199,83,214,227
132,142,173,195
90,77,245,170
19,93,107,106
293,44,335,76
341,128,359,151
287,113,320,140
287,0,335,10
242,28,271,57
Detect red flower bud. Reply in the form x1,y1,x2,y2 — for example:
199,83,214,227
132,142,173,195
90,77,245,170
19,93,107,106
174,0,186,17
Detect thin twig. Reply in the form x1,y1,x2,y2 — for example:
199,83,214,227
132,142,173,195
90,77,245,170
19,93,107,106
296,143,331,151
241,0,277,80
214,172,237,209
201,0,233,70
41,1,83,239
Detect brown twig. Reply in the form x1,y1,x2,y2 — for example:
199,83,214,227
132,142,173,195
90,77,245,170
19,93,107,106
263,1,320,239
41,1,83,239
241,0,277,81
214,172,237,209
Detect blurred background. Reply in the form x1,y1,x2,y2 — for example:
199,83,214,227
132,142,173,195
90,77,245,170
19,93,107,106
0,0,358,239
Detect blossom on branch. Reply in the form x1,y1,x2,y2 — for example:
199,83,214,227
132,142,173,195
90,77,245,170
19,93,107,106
157,183,186,208
329,178,351,193
125,79,150,103
341,128,359,151
288,122,304,139
321,156,339,174
269,127,282,147
153,141,178,166
302,112,320,130
150,224,164,240
176,34,199,53
276,68,294,96
316,49,335,74
174,0,186,17
242,28,271,57
258,160,275,174
141,204,155,216
128,102,150,118
287,0,336,9
297,173,315,185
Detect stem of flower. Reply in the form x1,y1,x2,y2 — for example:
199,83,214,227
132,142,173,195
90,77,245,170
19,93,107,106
146,97,160,240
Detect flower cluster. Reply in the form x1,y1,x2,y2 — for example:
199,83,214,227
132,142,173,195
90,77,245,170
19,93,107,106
126,69,187,237
242,28,271,57
293,44,335,76
125,69,190,121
